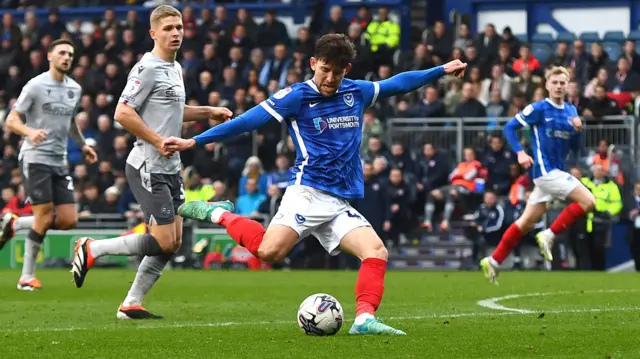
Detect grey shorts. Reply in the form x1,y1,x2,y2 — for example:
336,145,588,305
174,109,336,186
440,185,471,196
20,161,75,206
126,164,185,225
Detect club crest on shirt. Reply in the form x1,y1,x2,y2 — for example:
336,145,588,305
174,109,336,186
313,117,327,134
343,92,354,107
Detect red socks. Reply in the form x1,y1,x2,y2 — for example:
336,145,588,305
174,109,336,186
355,258,387,316
219,212,265,257
492,224,524,264
550,202,586,235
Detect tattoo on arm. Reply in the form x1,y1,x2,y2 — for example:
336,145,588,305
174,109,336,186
68,116,86,147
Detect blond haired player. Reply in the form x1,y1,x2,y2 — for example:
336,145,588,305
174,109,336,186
71,5,232,319
481,66,595,284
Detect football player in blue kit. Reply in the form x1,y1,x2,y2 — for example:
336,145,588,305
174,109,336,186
164,34,467,335
480,66,596,284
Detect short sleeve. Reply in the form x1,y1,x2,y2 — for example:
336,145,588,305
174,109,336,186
13,81,35,114
514,102,542,127
119,64,155,110
260,86,302,122
355,80,380,108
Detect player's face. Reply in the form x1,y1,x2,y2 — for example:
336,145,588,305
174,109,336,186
48,44,74,74
310,58,352,96
151,15,184,53
545,74,568,99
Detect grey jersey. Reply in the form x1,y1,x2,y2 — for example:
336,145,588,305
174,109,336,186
13,72,82,167
120,52,186,174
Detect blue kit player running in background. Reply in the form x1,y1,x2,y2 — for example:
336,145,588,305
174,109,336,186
164,34,467,335
480,66,596,284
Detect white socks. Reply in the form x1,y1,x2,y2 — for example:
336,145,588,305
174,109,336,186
354,313,374,325
210,207,229,224
13,216,35,231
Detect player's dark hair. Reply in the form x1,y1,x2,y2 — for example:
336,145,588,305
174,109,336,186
48,38,75,53
314,34,356,69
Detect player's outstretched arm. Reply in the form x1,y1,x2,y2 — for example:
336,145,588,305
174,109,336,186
365,60,466,100
163,103,276,151
183,105,233,123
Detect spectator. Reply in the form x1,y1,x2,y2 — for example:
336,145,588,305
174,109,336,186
423,147,483,230
2,184,31,215
183,167,215,203
78,182,103,218
566,80,590,115
584,85,621,118
363,136,388,163
625,181,640,271
236,178,267,217
258,184,283,219
485,89,510,117
345,23,373,80
410,86,445,118
501,27,521,59
546,41,571,68
385,168,413,247
511,66,542,101
351,162,390,240
453,82,486,118
475,23,501,65
257,9,290,49
588,139,624,185
495,42,516,78
512,44,542,75
366,6,400,67
468,190,505,259
482,135,516,195
268,154,292,190
322,5,349,35
239,156,268,196
263,44,292,89
622,39,640,75
192,142,228,183
350,5,372,32
426,20,452,62
508,163,531,206
608,57,640,93
570,39,590,88
479,64,512,106
361,108,383,153
102,186,121,214
453,23,473,51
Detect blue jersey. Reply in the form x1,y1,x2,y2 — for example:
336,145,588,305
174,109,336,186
193,66,446,199
258,79,379,198
505,98,582,179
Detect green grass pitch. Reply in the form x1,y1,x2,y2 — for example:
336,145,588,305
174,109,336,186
1,270,639,358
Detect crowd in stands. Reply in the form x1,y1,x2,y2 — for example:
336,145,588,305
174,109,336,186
0,5,633,249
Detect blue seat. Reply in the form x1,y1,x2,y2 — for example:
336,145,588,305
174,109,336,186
628,30,640,41
602,41,621,60
556,32,576,43
579,32,600,42
603,31,625,42
515,33,528,42
531,43,552,64
531,33,554,44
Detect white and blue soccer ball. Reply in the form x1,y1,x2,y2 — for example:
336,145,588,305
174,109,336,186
297,293,344,336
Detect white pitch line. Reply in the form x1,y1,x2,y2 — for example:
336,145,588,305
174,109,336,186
476,289,639,313
5,305,640,334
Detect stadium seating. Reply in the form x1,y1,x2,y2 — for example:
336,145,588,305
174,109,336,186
531,33,554,44
531,43,552,63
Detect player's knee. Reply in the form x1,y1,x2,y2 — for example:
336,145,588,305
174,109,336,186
256,244,287,264
580,193,596,213
35,211,54,231
430,189,442,200
449,189,458,198
361,241,388,261
159,238,181,254
56,214,78,230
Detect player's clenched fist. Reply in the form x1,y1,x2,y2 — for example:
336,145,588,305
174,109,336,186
516,151,534,169
82,145,98,164
27,128,47,144
209,107,233,124
162,136,196,152
442,59,467,78
571,116,583,132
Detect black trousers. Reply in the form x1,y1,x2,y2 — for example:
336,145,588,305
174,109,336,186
584,227,609,271
629,229,640,271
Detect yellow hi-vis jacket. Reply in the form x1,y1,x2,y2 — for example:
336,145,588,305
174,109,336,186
580,177,622,233
365,19,400,52
185,184,215,203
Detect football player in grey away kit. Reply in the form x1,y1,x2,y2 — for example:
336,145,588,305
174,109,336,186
70,5,232,319
0,39,98,291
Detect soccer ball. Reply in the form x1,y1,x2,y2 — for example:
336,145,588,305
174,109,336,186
297,293,344,336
